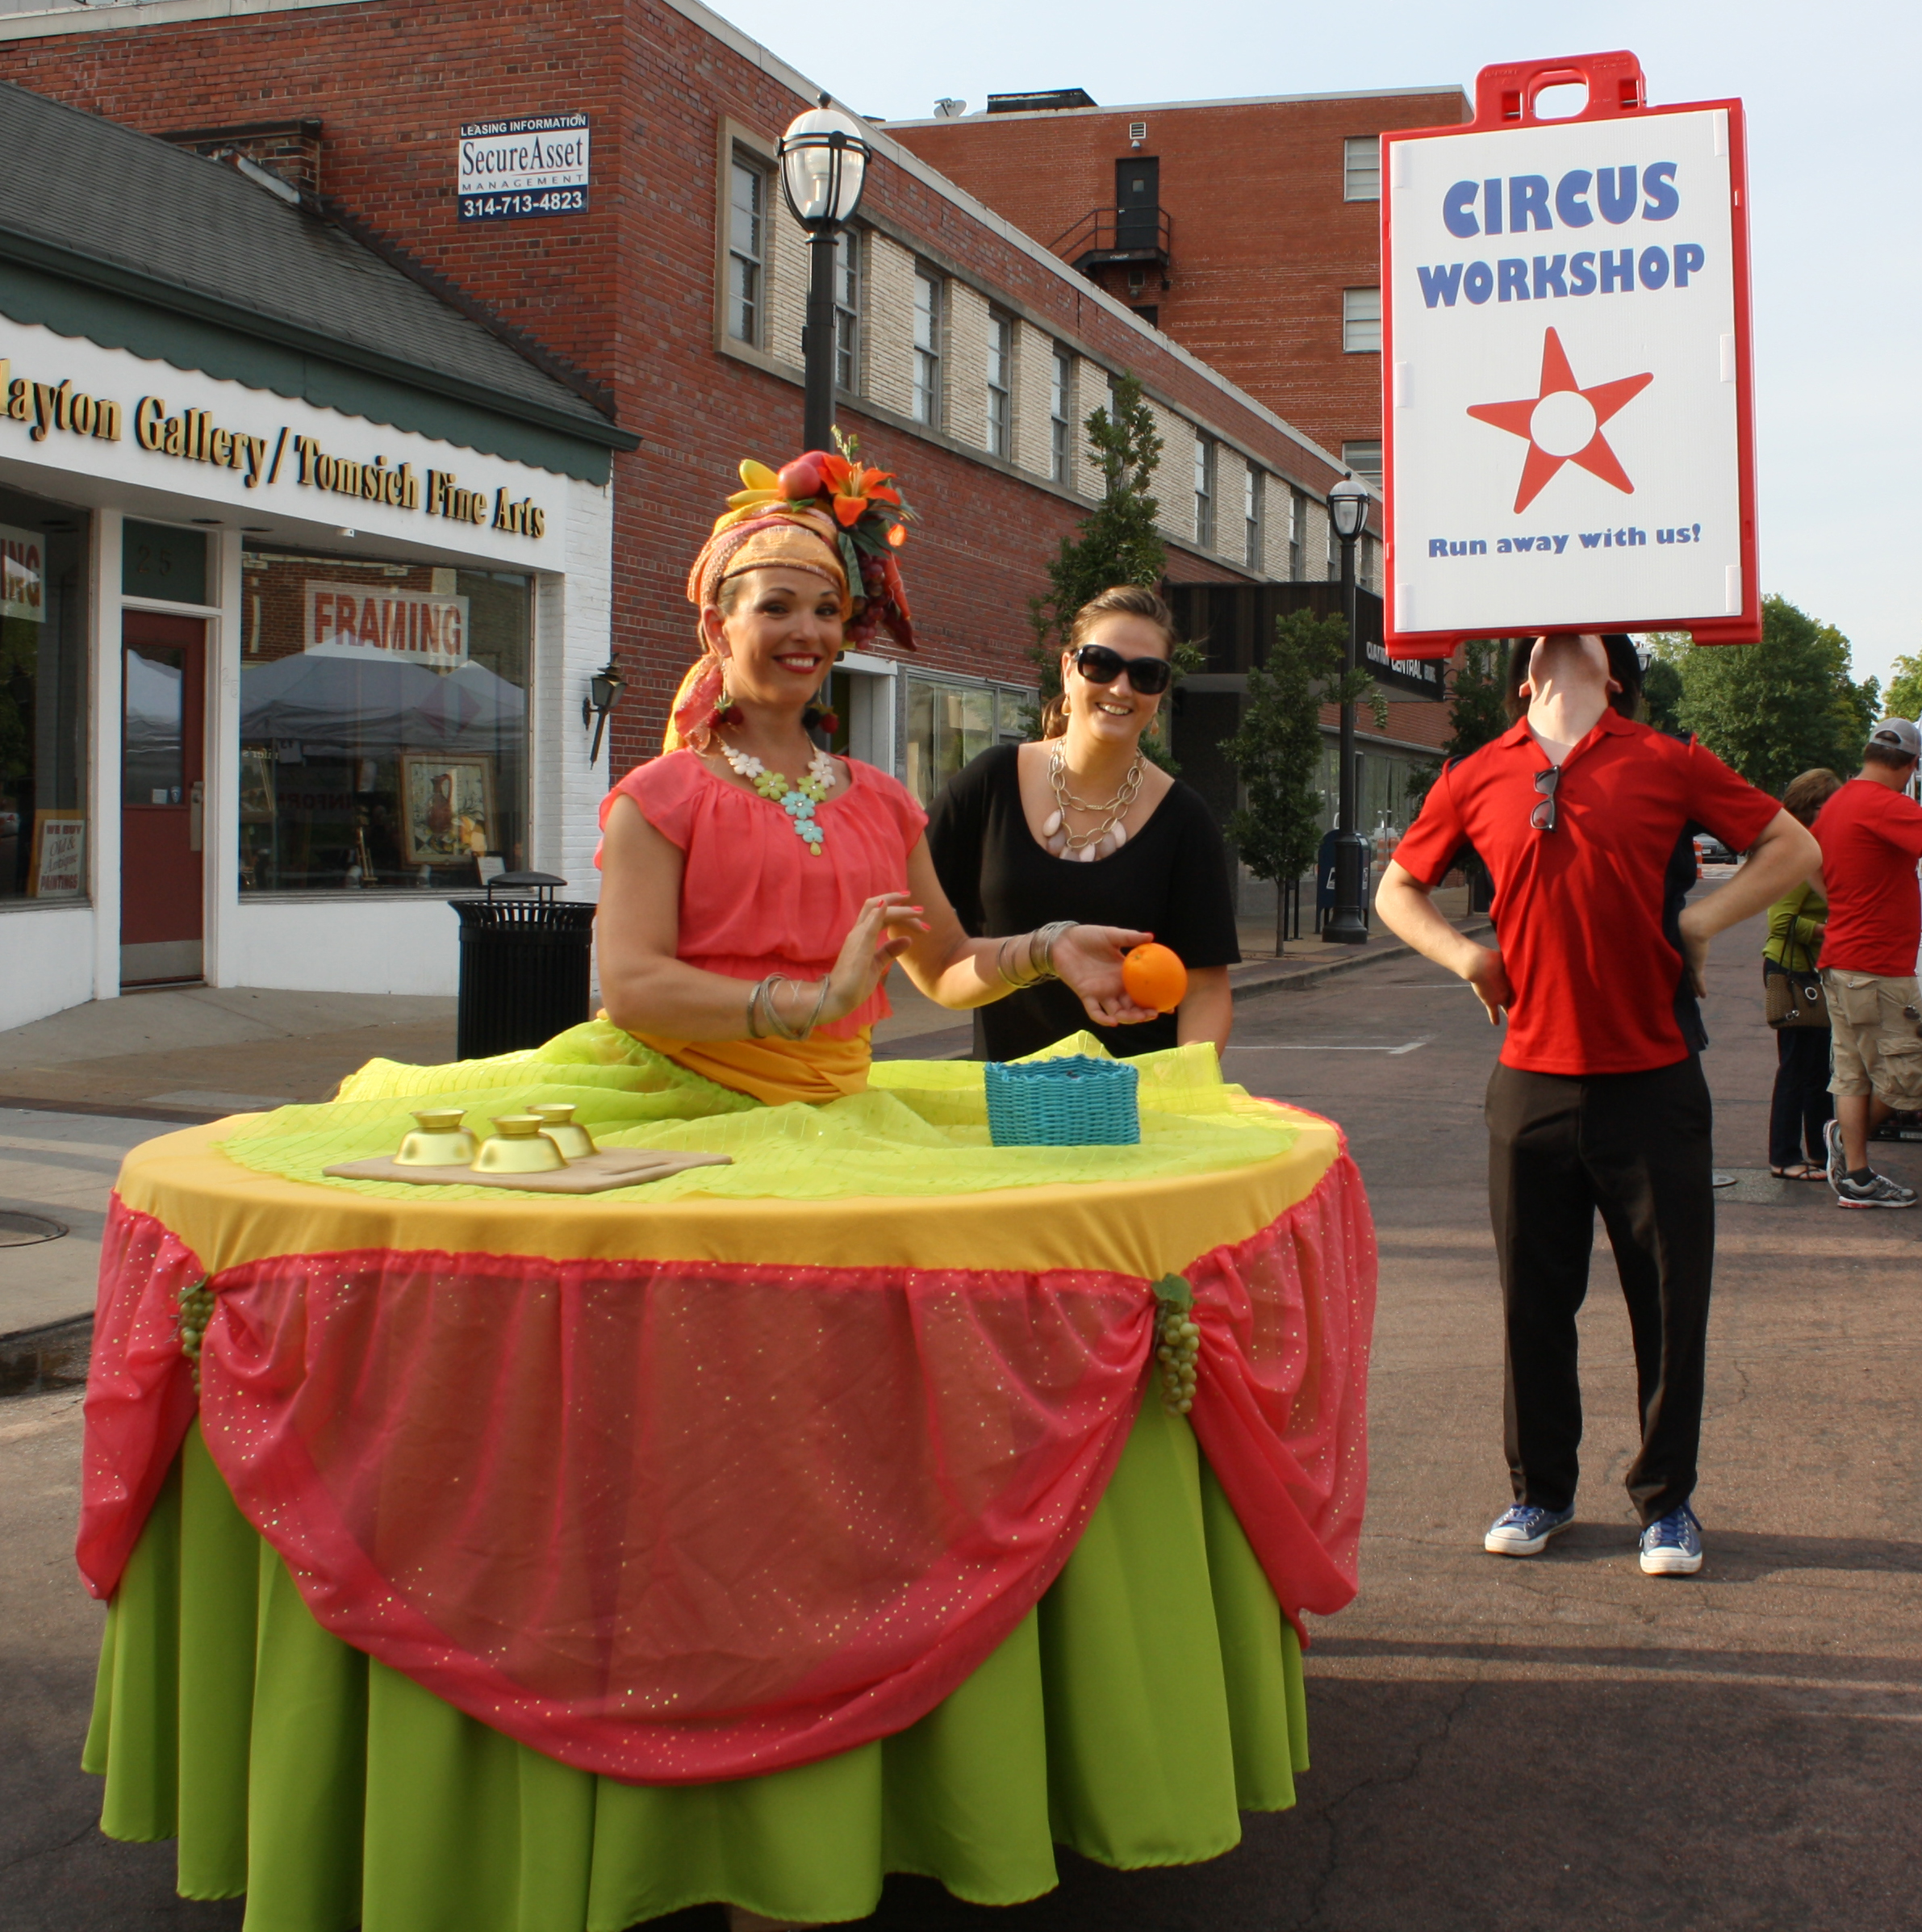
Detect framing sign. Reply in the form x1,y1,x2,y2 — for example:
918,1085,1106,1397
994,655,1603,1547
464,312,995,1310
1381,51,1757,657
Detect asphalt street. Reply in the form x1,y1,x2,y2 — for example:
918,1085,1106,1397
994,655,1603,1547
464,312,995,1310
4,901,1917,1931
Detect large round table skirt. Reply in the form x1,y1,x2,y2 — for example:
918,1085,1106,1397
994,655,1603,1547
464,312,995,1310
77,1040,1373,1929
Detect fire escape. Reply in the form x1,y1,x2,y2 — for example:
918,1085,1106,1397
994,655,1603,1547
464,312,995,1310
1050,204,1172,316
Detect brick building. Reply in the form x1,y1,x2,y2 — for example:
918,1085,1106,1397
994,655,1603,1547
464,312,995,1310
888,85,1471,487
0,0,1454,980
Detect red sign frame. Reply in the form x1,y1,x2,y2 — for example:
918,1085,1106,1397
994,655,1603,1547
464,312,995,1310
1380,51,1758,659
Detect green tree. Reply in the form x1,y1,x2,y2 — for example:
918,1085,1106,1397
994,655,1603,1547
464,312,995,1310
1407,637,1509,809
1885,653,1922,725
1672,595,1879,793
1225,607,1383,951
1023,374,1196,761
1641,653,1686,732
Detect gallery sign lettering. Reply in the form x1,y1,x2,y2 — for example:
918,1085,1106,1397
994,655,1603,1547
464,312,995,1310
458,112,590,221
304,582,471,668
1380,50,1757,655
0,359,121,445
0,338,551,544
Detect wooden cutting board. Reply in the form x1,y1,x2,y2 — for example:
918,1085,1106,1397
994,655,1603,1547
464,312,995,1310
321,1148,734,1194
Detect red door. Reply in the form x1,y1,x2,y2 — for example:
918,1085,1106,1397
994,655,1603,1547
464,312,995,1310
121,611,206,986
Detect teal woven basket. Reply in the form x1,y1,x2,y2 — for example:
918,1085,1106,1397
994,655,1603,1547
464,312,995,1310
984,1056,1140,1147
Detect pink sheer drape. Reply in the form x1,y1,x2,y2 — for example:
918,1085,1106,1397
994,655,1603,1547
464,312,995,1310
76,1202,205,1596
80,1156,1374,1784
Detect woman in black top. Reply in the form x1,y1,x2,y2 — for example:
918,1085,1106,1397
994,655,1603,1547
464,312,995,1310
928,585,1240,1061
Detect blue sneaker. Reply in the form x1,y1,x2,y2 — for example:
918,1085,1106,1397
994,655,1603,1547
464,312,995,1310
1483,1502,1575,1556
1639,1502,1704,1575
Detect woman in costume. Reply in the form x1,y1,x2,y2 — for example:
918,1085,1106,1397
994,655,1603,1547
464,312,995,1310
925,584,1239,1064
595,450,1160,1097
74,448,1366,1932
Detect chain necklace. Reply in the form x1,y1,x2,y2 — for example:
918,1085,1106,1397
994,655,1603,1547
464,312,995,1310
1043,742,1143,862
719,739,838,855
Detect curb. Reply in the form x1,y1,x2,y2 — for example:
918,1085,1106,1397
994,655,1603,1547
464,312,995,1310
1229,920,1494,1004
0,1312,94,1399
0,1092,228,1125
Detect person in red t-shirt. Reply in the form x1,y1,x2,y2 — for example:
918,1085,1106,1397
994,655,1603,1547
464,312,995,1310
1812,718,1922,1206
1377,633,1817,1577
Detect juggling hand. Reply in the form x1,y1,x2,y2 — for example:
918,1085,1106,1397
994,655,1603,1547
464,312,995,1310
1051,924,1164,1028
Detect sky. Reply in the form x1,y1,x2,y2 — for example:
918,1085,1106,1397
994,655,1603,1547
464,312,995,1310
706,0,1918,694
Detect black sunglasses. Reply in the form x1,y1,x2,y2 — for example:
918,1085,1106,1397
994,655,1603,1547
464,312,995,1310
1072,644,1172,696
1529,766,1560,831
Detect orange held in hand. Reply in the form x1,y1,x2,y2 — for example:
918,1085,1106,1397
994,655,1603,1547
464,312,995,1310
1122,943,1188,1014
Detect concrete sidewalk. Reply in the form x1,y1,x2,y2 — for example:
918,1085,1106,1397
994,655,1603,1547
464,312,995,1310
0,985,460,1115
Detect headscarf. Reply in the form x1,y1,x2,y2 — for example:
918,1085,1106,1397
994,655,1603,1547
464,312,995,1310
666,450,917,752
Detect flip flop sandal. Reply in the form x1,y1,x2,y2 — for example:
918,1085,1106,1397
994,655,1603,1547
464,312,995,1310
1769,1164,1824,1181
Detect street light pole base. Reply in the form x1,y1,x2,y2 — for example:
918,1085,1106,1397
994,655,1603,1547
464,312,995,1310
1321,912,1369,946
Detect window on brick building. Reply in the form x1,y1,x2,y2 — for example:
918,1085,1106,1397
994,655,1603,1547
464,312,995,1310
903,677,1034,806
913,267,944,425
986,309,1013,458
1243,466,1264,572
1342,440,1382,487
1343,136,1381,202
1193,435,1216,550
726,156,767,345
1342,286,1381,353
1049,345,1073,483
237,547,531,895
1287,487,1304,580
834,228,862,392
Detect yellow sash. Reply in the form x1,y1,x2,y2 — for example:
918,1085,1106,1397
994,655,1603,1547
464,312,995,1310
635,1029,872,1107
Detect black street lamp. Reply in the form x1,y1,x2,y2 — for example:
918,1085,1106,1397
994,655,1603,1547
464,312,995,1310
1322,471,1373,945
777,98,872,453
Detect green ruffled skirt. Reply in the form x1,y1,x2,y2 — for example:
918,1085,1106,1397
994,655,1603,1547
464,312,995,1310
86,1401,1306,1930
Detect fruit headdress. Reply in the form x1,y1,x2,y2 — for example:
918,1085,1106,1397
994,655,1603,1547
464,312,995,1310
668,441,917,751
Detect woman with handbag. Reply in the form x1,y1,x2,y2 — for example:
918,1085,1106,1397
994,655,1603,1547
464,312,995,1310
1765,767,1843,1178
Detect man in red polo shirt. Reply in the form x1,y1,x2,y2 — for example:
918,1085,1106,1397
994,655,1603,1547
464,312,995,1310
1377,634,1818,1576
1814,717,1922,1206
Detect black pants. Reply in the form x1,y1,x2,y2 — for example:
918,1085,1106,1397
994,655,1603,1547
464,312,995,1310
1765,972,1833,1169
1485,1056,1715,1526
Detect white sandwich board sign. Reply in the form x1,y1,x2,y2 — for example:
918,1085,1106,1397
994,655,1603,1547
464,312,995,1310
1381,51,1757,658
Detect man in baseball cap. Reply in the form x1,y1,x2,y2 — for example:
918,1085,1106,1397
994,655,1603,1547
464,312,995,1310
1812,717,1922,1206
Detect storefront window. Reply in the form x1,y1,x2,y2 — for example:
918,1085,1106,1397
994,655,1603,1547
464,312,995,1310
238,547,531,893
1316,743,1422,841
902,677,1034,806
0,487,90,903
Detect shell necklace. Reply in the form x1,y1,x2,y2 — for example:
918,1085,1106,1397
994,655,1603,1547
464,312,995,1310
719,739,838,855
1043,743,1143,862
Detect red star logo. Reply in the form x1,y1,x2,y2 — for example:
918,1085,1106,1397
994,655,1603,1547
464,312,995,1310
1466,328,1653,514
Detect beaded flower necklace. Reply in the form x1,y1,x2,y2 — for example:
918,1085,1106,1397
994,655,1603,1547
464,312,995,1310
719,739,839,855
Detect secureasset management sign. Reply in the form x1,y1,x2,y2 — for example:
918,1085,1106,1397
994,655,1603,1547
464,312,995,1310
458,113,590,222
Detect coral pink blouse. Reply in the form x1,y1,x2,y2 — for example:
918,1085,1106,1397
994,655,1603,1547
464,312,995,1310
599,750,929,1038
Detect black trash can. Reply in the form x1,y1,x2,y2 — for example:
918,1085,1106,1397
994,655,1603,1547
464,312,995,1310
451,872,596,1060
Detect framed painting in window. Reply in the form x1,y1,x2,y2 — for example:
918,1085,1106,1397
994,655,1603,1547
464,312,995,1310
399,754,495,868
